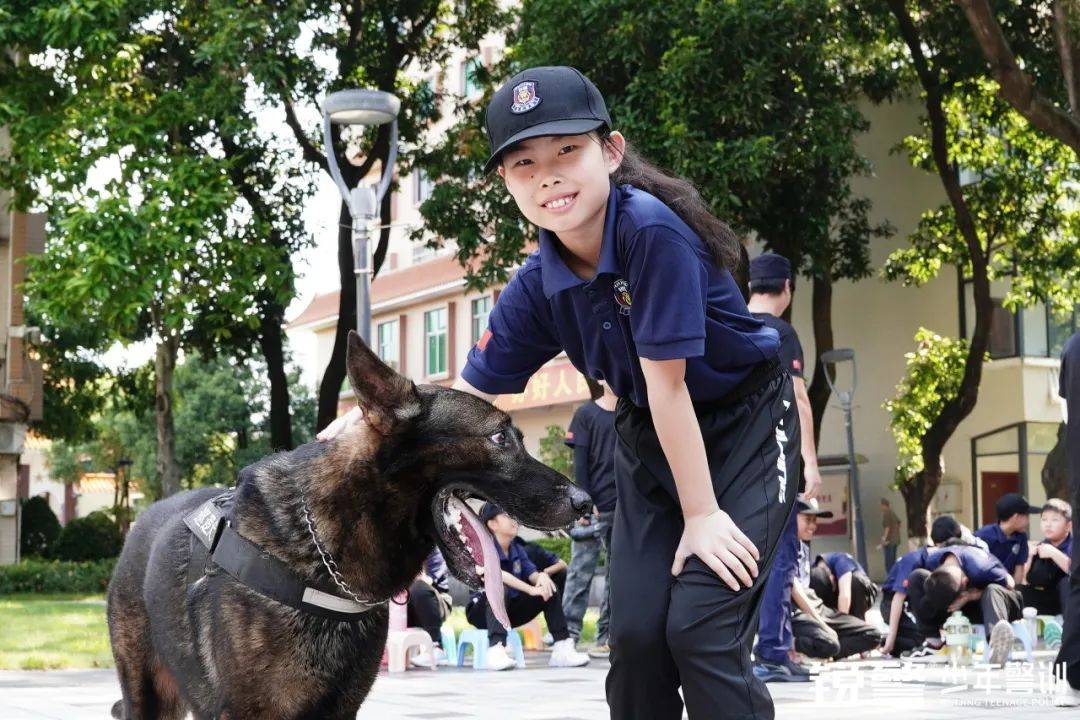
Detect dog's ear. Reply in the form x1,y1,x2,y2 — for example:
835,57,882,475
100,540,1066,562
346,330,420,433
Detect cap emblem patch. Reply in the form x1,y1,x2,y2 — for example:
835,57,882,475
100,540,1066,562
511,81,541,114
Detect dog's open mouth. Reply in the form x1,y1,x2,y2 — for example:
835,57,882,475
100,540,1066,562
431,487,511,631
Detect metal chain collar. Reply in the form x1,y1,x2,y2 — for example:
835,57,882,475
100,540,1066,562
298,486,379,607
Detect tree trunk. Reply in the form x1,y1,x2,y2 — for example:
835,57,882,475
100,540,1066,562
259,297,293,450
807,272,834,446
899,469,934,541
1041,422,1070,500
317,200,358,431
888,0,996,539
154,333,181,498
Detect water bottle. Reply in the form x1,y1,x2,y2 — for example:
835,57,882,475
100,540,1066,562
944,610,972,666
1023,606,1038,647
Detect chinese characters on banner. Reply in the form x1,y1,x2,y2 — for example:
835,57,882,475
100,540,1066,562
494,362,591,411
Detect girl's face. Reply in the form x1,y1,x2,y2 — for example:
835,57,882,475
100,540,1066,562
498,131,625,238
1040,510,1071,542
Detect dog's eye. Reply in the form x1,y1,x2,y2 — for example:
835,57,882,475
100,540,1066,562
489,431,507,446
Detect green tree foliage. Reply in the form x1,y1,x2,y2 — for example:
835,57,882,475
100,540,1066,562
884,330,971,484
874,1,1080,536
538,424,573,481
45,353,315,501
417,0,891,437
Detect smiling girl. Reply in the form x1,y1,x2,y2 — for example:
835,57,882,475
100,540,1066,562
322,66,798,719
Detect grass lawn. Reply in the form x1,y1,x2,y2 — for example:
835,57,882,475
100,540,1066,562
0,594,600,672
0,594,112,670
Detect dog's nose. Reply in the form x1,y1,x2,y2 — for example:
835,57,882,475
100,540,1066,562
569,486,593,516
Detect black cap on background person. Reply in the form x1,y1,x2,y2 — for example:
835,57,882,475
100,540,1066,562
748,253,794,294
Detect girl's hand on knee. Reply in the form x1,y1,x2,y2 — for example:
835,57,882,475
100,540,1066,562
671,510,759,591
316,406,362,442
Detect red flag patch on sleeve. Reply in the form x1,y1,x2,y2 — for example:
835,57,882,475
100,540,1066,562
792,358,802,372
477,329,493,351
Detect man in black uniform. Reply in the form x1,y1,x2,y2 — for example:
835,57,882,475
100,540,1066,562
749,253,824,681
1056,330,1080,707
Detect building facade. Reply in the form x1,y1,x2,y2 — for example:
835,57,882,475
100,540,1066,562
0,195,45,564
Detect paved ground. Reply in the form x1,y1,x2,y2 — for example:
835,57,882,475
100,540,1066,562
1,650,1077,719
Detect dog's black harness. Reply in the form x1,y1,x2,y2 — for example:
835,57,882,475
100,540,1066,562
184,492,386,622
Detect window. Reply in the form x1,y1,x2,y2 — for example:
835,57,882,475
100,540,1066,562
462,58,483,98
471,296,492,344
425,308,448,376
960,271,1079,359
414,169,435,206
377,320,399,371
412,241,436,264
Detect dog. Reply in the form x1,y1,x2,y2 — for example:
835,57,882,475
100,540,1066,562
107,331,591,719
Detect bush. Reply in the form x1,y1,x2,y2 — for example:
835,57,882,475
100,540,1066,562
52,511,123,562
0,557,116,594
532,536,571,564
20,497,61,558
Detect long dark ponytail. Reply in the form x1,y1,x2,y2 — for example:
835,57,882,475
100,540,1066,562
599,131,743,274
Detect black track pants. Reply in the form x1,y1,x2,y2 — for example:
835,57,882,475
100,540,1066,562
605,364,799,720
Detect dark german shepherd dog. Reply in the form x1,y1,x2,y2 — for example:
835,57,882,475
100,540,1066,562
107,331,590,719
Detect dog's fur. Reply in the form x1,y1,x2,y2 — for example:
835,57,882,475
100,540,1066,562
107,332,589,719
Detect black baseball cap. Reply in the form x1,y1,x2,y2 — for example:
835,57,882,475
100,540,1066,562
483,66,612,173
995,492,1040,520
749,253,793,290
479,502,505,523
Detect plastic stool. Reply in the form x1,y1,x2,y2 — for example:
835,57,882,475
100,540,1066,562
517,618,545,651
386,628,435,672
440,625,457,661
456,628,525,669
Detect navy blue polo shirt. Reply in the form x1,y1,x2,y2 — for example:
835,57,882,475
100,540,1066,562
565,401,617,512
462,183,780,407
926,545,1010,588
883,547,931,593
974,523,1029,573
469,537,540,602
816,552,863,579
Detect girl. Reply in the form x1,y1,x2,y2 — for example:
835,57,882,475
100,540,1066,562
321,66,799,719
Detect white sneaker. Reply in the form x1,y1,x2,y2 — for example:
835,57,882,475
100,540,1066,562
408,646,447,669
486,643,515,671
988,620,1014,666
549,638,590,668
1054,684,1080,707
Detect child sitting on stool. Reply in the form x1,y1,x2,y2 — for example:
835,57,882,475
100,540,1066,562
465,502,588,671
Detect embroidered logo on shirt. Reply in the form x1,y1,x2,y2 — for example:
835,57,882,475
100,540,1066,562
510,81,541,114
613,279,632,316
512,560,522,575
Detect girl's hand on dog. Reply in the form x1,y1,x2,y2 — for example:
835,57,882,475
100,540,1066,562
317,406,362,442
671,509,759,591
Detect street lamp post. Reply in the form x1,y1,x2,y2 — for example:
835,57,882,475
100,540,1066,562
320,89,401,343
820,348,868,571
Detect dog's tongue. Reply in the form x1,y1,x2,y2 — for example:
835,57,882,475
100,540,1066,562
453,498,510,632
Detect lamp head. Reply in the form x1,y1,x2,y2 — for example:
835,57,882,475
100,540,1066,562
322,89,400,126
